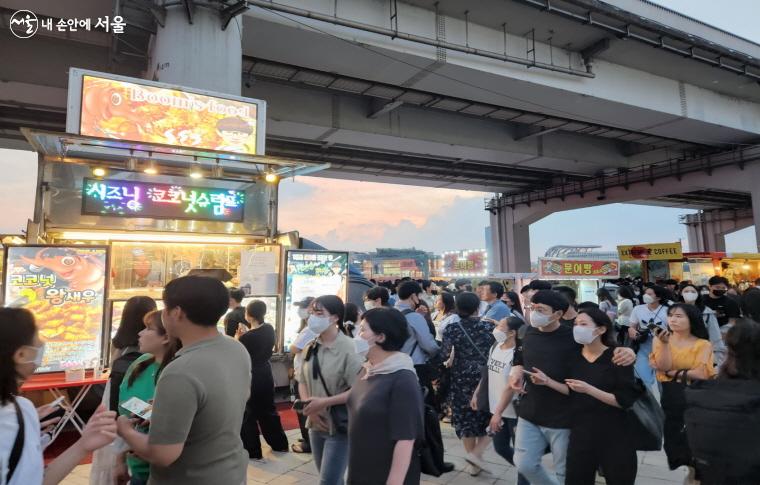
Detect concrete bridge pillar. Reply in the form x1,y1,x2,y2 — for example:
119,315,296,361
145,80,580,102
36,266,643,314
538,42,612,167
753,187,760,252
149,5,243,95
489,207,532,273
682,209,755,252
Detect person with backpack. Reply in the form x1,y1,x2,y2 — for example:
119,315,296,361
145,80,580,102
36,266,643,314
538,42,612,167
685,319,760,484
346,307,424,485
441,292,495,476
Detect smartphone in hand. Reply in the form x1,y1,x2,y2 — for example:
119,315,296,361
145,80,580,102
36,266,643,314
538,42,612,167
292,399,310,412
120,397,153,421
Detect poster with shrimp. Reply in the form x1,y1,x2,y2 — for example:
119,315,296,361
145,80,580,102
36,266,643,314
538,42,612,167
3,246,108,373
78,74,262,155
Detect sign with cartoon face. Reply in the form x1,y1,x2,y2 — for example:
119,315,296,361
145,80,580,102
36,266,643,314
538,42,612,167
3,246,109,373
67,69,267,155
82,178,245,222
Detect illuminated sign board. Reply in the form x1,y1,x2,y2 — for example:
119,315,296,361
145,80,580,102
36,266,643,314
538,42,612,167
617,242,683,261
82,178,245,222
442,249,488,277
538,258,620,279
3,246,108,373
67,69,266,155
283,251,348,348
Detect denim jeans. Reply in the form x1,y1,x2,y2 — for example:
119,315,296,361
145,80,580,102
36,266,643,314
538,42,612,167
309,429,348,485
634,338,656,388
493,418,529,485
513,418,570,485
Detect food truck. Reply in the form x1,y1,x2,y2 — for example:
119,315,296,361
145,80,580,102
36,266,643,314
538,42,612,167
2,69,339,383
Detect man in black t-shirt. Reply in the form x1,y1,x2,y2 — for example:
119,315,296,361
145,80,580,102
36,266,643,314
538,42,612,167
224,287,248,337
704,276,740,327
509,290,635,485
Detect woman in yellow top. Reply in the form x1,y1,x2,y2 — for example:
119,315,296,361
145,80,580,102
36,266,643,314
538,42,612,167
650,303,716,481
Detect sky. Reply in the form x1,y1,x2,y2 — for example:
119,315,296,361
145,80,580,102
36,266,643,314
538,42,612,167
0,0,758,258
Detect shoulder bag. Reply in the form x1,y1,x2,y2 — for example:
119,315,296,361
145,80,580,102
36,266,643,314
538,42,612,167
6,397,26,484
309,342,349,435
625,370,666,451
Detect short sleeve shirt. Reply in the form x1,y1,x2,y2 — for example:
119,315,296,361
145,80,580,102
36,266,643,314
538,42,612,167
148,334,251,485
0,396,43,485
629,304,668,331
298,332,364,433
487,345,516,418
703,295,740,327
346,369,424,485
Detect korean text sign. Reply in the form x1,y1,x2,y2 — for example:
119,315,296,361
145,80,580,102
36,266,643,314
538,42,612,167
617,242,683,261
442,250,487,276
538,258,620,279
82,178,245,222
77,73,264,155
3,246,108,373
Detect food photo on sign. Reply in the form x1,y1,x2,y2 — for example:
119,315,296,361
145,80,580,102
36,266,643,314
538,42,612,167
3,246,108,372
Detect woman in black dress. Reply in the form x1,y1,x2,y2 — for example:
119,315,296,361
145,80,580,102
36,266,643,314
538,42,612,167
531,308,642,485
238,299,289,459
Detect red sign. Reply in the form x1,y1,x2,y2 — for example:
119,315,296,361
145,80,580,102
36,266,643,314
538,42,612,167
442,250,487,276
538,258,620,279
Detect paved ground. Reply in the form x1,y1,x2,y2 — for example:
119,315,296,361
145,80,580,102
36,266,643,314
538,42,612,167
61,425,687,485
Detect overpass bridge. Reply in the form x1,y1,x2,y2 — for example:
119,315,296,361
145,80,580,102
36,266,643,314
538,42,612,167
1,0,759,270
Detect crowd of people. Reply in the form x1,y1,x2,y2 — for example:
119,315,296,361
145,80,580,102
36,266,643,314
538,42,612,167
1,273,760,485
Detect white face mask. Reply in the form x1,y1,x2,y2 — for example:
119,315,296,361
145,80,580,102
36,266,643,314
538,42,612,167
297,308,310,320
23,344,45,366
643,294,656,305
682,291,698,303
307,314,332,334
573,326,598,345
353,334,374,357
364,300,377,311
700,290,710,296
492,328,508,344
530,311,553,328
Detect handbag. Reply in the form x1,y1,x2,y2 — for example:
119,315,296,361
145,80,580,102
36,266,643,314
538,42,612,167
310,343,349,435
625,372,665,451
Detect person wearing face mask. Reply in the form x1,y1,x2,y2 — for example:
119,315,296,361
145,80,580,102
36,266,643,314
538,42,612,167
509,291,636,485
650,304,715,479
703,276,740,329
346,308,424,485
679,284,726,367
238,300,289,460
363,286,390,312
299,295,364,485
0,308,118,485
529,308,643,485
289,297,316,454
396,282,440,400
471,317,528,485
627,285,670,391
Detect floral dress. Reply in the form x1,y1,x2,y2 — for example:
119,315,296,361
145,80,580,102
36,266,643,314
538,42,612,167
442,316,495,438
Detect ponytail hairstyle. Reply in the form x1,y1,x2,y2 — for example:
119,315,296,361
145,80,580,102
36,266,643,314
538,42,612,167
313,295,347,335
128,310,182,386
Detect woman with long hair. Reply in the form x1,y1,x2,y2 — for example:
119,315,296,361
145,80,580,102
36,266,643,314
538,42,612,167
433,292,458,340
596,288,617,321
298,295,364,485
502,291,525,323
650,303,716,479
679,284,727,366
0,308,117,485
113,310,181,485
628,285,670,390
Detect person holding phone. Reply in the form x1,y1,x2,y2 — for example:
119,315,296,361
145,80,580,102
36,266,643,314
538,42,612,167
650,304,715,478
114,310,181,485
0,307,118,485
628,285,670,390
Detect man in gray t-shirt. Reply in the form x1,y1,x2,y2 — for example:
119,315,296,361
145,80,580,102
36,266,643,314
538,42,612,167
117,276,251,485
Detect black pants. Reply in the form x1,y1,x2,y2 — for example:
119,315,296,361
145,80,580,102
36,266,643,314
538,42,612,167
241,367,289,458
294,384,310,446
565,423,637,485
661,381,692,471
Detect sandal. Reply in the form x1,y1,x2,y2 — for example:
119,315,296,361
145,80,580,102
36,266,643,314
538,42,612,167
291,441,311,453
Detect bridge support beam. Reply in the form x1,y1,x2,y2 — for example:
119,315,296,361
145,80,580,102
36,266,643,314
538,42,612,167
681,209,754,253
489,207,533,273
754,186,760,252
149,4,243,95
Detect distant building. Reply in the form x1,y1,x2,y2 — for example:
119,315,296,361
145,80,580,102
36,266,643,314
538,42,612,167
353,248,435,280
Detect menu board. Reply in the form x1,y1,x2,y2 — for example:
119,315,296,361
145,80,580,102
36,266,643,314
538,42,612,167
82,178,245,222
283,251,348,348
3,246,108,372
78,74,263,155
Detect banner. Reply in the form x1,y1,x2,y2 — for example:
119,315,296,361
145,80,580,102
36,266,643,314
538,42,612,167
283,251,348,347
617,242,683,261
82,178,245,222
442,250,488,277
3,246,108,372
538,258,620,279
77,74,263,155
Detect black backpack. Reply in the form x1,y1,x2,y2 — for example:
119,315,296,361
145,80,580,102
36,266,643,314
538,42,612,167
418,402,449,477
684,379,760,479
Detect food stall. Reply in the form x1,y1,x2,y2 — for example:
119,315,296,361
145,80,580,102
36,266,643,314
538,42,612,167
617,242,684,283
638,250,760,288
440,249,488,280
537,257,621,303
3,68,330,384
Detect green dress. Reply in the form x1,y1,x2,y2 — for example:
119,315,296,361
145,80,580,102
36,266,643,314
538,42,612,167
118,353,159,481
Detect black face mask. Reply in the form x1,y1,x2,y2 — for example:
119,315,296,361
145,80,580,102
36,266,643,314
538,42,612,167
712,289,727,297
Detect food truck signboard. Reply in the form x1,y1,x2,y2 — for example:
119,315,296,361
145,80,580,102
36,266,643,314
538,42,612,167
538,258,620,279
82,178,245,222
3,246,108,373
442,250,488,277
67,69,266,155
283,251,348,348
617,242,683,261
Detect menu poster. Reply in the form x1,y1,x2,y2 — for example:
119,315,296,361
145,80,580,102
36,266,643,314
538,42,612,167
3,246,108,372
283,251,348,348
